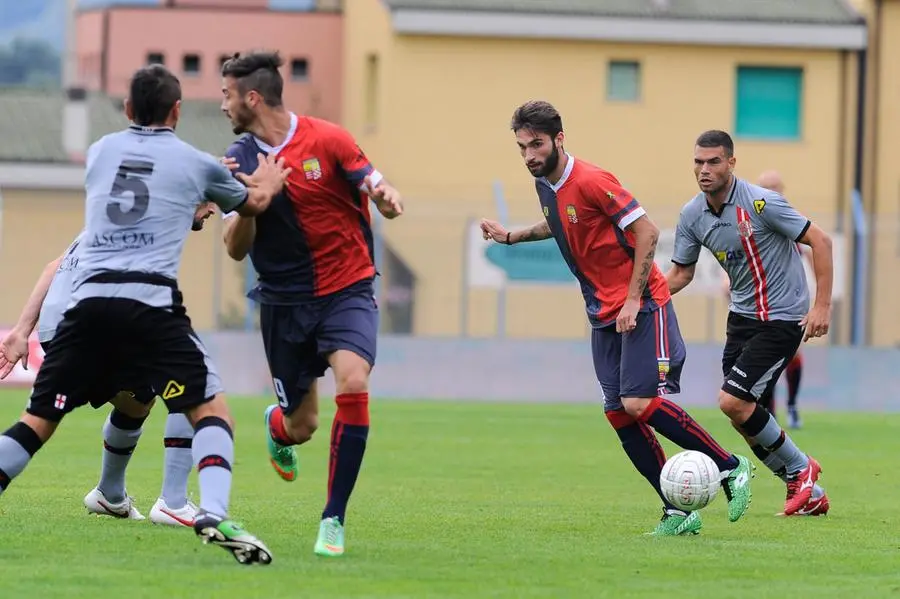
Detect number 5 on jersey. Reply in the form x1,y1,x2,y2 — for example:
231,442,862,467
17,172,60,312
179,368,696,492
108,160,154,225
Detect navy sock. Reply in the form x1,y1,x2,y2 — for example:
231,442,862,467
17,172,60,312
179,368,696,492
322,393,369,524
785,359,802,408
606,409,679,511
642,397,740,472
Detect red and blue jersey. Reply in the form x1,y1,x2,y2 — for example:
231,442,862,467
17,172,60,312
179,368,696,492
535,155,670,327
225,115,380,303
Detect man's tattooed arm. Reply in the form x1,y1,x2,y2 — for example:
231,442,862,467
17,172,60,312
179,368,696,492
626,217,660,301
509,220,552,244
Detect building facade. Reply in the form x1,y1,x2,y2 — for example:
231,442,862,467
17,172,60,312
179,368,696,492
343,0,869,343
74,0,343,123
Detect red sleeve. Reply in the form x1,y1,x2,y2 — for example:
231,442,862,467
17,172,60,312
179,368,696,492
583,171,646,230
324,122,377,186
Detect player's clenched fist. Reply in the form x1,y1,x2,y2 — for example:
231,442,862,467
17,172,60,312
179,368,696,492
480,219,509,243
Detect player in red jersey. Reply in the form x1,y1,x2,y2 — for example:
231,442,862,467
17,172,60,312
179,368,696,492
480,101,754,535
219,52,402,557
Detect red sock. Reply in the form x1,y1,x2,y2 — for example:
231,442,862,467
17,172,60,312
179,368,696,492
268,406,294,446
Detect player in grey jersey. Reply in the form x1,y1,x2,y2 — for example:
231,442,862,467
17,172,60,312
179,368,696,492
666,130,832,517
0,201,217,527
0,64,290,565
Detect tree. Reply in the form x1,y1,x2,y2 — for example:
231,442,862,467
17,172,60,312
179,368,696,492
0,38,61,87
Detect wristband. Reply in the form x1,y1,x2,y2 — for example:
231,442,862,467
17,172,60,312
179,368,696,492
506,232,512,245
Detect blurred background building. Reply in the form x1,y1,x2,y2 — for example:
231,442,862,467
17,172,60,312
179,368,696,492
2,0,899,368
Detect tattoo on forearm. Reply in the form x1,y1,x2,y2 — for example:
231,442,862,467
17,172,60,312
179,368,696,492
635,235,658,294
519,221,551,242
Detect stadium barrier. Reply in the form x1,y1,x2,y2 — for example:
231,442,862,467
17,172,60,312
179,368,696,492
1,329,896,412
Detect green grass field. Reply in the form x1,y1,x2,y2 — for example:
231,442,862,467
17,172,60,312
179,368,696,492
0,390,897,598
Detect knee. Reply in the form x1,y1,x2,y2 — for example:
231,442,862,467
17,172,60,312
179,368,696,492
718,391,750,422
187,394,235,431
335,368,370,395
110,391,152,420
18,414,56,444
621,396,653,420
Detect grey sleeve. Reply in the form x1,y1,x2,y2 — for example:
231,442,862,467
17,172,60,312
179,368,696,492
196,151,248,213
757,193,811,242
672,212,701,266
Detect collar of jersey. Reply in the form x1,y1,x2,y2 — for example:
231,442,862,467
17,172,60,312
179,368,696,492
704,176,739,215
128,125,174,134
252,112,298,155
540,152,575,192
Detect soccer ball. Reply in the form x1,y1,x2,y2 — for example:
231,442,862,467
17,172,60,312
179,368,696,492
660,450,721,511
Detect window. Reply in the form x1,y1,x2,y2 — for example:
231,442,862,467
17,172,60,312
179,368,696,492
607,61,640,102
182,53,201,76
219,55,232,70
290,58,309,82
146,52,164,65
364,53,379,128
735,66,803,140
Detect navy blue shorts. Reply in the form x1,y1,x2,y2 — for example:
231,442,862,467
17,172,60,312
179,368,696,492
592,301,686,411
259,278,378,415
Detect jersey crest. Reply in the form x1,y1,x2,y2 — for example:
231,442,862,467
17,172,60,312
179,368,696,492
565,204,578,224
302,157,322,181
737,219,753,239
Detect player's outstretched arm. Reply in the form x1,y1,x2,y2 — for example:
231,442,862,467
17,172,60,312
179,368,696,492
797,223,833,341
666,263,696,295
0,252,62,378
481,218,551,245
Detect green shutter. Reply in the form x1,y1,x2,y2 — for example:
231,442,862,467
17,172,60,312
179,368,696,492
735,66,803,140
607,61,641,102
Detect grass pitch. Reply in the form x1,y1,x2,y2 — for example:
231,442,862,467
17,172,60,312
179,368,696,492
0,391,897,598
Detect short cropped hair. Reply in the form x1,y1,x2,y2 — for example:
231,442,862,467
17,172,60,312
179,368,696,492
510,100,563,138
129,64,181,127
221,51,284,108
696,130,735,157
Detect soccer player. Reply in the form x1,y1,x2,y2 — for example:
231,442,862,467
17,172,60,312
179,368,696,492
0,64,289,564
218,51,403,556
667,130,829,516
757,170,806,429
480,100,753,536
0,201,218,526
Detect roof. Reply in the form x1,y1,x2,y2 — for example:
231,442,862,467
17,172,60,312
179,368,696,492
0,88,236,164
383,0,864,25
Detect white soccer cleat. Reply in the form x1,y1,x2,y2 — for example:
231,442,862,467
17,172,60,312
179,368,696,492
149,497,198,528
83,487,146,520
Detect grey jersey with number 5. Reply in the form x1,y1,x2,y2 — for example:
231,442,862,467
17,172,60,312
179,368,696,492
71,125,248,308
672,177,811,322
38,232,85,343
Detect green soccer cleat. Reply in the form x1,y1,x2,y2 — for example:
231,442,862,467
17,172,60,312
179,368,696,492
264,404,298,482
722,454,755,522
314,516,345,557
647,510,702,536
194,511,273,565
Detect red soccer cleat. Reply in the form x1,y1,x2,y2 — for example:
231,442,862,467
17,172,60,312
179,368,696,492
795,493,830,516
777,492,829,517
783,456,822,515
